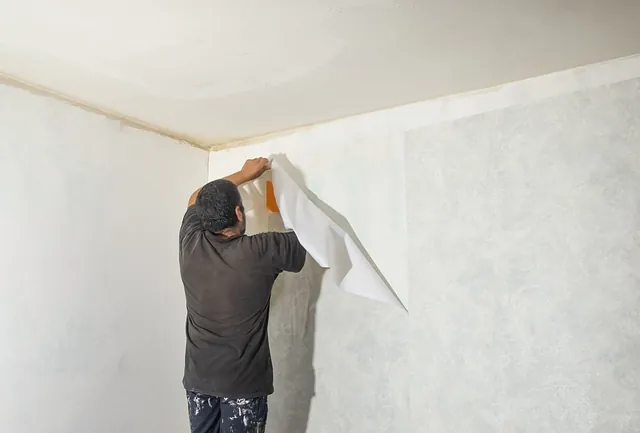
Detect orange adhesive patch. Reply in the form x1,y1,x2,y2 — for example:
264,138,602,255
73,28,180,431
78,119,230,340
265,181,279,212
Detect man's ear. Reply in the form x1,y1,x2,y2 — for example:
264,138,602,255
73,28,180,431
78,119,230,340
235,205,244,223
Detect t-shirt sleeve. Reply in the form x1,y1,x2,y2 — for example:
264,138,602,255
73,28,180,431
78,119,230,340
263,231,307,273
179,205,202,247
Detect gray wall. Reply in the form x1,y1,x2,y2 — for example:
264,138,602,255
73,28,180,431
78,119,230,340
407,78,640,432
222,77,640,433
241,78,640,433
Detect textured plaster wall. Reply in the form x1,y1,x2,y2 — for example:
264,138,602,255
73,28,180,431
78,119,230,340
209,61,640,432
407,78,640,432
0,84,208,433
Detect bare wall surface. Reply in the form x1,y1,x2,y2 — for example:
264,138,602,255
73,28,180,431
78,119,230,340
407,78,640,432
0,84,208,432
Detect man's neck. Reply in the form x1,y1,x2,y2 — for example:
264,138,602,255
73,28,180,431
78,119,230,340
216,227,242,239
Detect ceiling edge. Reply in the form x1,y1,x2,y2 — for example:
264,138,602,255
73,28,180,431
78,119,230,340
0,71,209,151
205,96,435,152
209,52,640,153
207,119,327,153
5,53,639,155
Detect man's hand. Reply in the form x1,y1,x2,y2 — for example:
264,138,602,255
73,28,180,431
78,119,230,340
240,158,270,182
188,157,271,207
224,157,271,186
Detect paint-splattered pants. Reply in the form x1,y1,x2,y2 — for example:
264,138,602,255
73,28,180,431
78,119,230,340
186,391,268,433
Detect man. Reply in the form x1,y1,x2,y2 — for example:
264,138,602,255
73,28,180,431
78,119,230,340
179,157,307,433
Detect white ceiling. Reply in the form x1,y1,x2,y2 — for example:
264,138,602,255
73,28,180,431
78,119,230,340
1,0,639,147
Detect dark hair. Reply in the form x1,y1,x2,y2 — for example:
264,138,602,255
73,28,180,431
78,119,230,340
195,179,243,232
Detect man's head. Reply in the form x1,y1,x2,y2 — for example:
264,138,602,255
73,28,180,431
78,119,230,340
195,179,246,236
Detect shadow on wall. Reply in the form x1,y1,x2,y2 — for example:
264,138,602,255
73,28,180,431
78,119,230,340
239,165,324,433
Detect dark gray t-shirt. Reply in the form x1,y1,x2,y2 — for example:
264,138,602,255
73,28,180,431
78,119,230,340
179,206,306,398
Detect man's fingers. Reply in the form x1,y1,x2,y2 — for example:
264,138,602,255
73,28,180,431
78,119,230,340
244,157,270,174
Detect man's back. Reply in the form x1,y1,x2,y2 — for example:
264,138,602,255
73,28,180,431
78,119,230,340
179,206,305,398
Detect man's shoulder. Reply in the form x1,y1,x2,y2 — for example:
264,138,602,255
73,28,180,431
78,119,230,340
239,231,296,255
246,231,283,240
241,231,277,249
245,231,295,243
